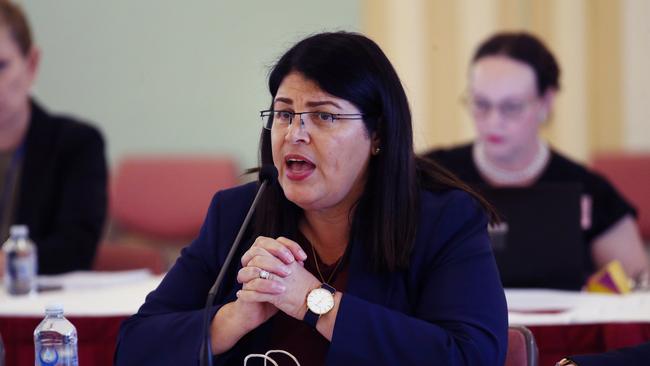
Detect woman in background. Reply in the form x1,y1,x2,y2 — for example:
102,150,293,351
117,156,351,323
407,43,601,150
0,1,107,274
425,31,648,287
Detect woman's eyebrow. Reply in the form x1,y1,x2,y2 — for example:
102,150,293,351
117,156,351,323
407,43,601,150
305,100,342,109
274,97,292,105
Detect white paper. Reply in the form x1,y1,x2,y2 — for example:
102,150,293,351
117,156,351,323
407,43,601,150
37,269,152,290
0,271,163,316
506,288,650,325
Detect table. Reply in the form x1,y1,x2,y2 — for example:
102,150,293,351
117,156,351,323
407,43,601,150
2,275,649,366
0,271,162,366
506,289,650,365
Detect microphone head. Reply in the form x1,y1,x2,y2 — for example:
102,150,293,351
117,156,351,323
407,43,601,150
259,164,278,185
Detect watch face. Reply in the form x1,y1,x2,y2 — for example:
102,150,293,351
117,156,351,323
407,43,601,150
307,287,335,315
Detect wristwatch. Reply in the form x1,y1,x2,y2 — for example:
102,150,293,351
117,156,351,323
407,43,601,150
556,358,577,366
303,283,336,328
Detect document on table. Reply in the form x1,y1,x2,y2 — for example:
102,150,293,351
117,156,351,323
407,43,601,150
0,270,163,316
38,269,153,290
506,288,650,325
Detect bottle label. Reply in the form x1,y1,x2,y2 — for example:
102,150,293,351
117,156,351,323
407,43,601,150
10,256,33,279
35,344,78,366
5,254,35,295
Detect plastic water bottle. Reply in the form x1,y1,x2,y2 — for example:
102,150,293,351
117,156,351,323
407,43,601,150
1,225,37,295
34,304,78,366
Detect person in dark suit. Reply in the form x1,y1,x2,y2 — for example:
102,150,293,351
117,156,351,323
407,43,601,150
557,341,650,365
116,31,508,365
424,32,648,288
0,1,107,274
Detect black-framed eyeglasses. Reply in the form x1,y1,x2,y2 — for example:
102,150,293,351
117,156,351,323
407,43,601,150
259,110,365,131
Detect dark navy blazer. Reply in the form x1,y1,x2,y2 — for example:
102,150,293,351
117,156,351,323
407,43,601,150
115,182,508,365
570,341,650,365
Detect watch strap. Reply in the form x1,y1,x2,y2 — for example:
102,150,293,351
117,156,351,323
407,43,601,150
303,306,319,328
321,283,335,294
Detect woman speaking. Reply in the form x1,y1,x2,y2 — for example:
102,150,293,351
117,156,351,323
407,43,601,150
116,31,508,365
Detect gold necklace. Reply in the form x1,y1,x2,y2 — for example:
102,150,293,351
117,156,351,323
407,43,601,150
310,242,344,284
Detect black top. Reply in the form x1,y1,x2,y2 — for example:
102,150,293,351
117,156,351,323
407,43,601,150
11,100,108,274
0,148,21,240
265,233,349,366
424,143,636,249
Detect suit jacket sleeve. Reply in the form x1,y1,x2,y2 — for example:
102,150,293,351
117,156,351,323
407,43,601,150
115,186,254,365
33,123,107,273
569,341,650,366
327,191,508,365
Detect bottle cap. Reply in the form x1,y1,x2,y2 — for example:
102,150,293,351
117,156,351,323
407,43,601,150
45,303,64,314
9,225,29,238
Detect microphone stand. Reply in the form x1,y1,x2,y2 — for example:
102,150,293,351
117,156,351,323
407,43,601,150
199,178,271,366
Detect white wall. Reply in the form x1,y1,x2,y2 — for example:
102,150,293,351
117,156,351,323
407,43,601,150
19,0,360,170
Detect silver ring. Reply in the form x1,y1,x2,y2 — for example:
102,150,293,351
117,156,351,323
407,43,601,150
259,270,270,280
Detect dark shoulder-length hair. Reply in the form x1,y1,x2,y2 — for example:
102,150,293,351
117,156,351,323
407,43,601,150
473,31,560,96
252,31,494,272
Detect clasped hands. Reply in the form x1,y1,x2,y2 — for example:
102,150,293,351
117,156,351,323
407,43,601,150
233,236,321,331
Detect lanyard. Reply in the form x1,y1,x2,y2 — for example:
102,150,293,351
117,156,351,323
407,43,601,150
0,141,26,226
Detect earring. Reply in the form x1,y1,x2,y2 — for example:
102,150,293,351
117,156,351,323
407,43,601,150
374,147,381,155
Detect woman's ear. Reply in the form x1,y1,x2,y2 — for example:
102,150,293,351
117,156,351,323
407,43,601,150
26,46,41,87
371,133,381,155
539,89,556,122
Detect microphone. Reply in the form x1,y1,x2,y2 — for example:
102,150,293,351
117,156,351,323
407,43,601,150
199,165,278,366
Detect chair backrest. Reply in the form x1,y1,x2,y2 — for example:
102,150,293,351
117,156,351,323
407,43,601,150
592,153,650,240
110,155,239,241
93,242,166,274
506,325,539,366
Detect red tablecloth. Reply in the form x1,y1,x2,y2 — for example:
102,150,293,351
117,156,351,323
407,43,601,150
0,315,126,366
530,323,650,366
2,315,650,365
